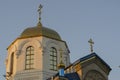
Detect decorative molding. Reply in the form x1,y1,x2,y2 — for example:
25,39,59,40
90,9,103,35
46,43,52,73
16,50,23,58
84,70,106,80
17,76,39,80
46,40,59,47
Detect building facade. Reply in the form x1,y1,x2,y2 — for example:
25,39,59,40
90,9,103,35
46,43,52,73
5,6,111,80
5,22,70,80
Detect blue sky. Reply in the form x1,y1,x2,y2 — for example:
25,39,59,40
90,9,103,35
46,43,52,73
0,0,120,80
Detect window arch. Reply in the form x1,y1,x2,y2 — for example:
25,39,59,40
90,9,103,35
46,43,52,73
25,46,34,70
10,53,14,74
84,70,106,80
50,47,57,70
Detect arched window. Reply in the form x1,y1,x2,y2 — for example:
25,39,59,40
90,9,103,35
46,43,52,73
84,70,106,80
50,47,57,70
25,46,34,70
10,53,14,74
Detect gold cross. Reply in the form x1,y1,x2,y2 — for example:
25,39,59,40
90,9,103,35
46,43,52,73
88,38,94,53
38,4,43,21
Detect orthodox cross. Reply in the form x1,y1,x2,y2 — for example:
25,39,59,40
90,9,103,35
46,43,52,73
38,4,43,22
88,38,94,53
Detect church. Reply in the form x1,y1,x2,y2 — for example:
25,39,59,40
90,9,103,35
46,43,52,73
5,5,111,80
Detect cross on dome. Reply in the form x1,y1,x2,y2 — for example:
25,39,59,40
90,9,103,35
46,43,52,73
38,4,43,22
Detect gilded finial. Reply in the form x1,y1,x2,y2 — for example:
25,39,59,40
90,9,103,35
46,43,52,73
58,48,65,69
59,48,63,63
88,38,94,53
37,4,43,27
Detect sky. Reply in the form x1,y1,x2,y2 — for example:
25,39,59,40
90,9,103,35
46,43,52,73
0,0,120,80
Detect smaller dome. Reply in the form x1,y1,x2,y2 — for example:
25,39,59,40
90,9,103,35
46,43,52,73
20,23,61,40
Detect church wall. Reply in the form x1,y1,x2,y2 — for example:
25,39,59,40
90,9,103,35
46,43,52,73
6,35,110,80
6,37,45,80
6,36,71,80
14,70,43,80
6,31,72,80
41,37,70,79
16,37,43,71
6,39,19,77
82,63,108,80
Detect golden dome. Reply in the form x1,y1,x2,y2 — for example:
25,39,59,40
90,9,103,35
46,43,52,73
20,23,61,40
58,61,65,69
